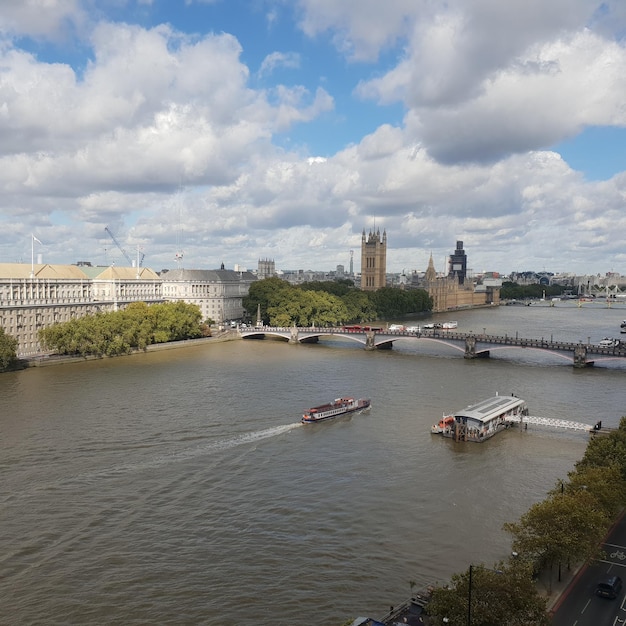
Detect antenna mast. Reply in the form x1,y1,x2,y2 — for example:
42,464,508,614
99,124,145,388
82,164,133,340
175,187,184,269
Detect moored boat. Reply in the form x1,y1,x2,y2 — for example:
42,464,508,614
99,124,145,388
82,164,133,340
302,397,371,423
431,414,454,434
433,394,528,442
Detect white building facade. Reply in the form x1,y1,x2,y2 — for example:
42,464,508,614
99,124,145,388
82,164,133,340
160,268,256,325
0,263,256,356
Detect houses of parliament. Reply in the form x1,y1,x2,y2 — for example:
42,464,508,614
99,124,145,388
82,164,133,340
360,229,501,311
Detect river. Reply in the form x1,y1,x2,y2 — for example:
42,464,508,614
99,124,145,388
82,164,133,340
1,300,625,625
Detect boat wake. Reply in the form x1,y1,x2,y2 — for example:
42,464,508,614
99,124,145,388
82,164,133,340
15,423,303,496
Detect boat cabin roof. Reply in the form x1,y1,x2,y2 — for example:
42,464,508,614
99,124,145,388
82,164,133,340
455,395,525,424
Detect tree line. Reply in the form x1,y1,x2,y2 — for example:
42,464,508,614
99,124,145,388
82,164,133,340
242,278,432,327
38,301,209,358
425,418,626,625
500,281,567,300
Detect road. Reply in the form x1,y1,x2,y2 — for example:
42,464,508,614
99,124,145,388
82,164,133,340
552,512,626,625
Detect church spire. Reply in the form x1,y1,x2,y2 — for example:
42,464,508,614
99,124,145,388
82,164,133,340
425,252,437,282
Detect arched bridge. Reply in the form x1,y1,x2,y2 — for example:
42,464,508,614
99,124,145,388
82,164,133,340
239,326,626,369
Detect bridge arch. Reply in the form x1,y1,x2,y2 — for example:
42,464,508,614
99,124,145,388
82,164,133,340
238,326,626,368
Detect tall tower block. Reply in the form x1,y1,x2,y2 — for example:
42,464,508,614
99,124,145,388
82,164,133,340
360,228,387,291
448,240,467,285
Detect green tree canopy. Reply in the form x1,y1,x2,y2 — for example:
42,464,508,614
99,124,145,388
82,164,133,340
0,327,18,371
39,301,203,357
428,561,549,626
503,489,609,584
242,277,292,324
575,421,626,480
500,282,567,300
243,278,431,326
557,465,626,518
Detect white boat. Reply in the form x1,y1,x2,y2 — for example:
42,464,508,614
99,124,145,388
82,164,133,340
433,394,528,442
302,397,371,423
441,321,458,329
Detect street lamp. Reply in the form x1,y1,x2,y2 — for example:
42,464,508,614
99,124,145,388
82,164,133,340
467,564,503,626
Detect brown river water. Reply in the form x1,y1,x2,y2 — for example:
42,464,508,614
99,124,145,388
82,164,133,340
1,301,625,625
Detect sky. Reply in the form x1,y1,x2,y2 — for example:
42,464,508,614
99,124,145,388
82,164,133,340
1,0,626,277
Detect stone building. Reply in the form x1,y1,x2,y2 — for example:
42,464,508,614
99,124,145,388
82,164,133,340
424,249,501,312
360,228,387,291
160,268,256,325
257,258,276,279
0,262,256,356
0,263,162,356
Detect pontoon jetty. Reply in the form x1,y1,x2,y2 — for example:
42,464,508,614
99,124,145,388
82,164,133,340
431,394,528,442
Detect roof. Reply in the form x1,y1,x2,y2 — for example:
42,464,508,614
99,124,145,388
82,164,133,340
455,395,526,424
0,263,90,280
88,266,160,280
160,268,256,282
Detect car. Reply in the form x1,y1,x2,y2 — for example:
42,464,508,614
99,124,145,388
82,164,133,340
596,575,622,599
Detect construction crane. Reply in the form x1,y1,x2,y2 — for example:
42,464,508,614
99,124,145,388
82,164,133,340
104,227,144,267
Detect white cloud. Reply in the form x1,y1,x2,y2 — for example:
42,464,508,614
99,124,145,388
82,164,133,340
259,51,301,76
0,0,86,40
1,1,625,275
357,20,626,163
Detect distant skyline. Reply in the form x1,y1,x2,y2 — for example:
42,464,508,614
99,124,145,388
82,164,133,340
1,1,625,275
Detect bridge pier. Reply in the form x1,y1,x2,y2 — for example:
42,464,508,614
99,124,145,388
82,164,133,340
365,331,376,351
464,336,489,360
289,327,299,344
573,344,593,368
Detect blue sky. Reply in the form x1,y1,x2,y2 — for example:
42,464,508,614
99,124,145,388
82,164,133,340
1,0,625,275
554,127,626,181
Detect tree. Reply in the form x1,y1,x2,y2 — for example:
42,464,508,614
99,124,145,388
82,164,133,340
299,280,354,297
575,426,626,480
39,301,204,357
0,327,18,371
557,465,626,518
369,286,432,317
267,289,349,327
427,560,549,626
503,490,609,589
243,277,292,324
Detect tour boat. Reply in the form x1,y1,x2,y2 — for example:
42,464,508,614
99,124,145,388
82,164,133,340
302,397,371,423
441,321,458,329
433,394,528,442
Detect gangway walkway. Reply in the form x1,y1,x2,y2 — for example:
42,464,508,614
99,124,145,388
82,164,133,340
509,415,592,432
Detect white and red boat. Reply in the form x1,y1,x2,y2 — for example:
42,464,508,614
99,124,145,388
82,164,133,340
302,397,371,424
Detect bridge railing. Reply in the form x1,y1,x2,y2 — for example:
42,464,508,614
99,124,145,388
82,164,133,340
242,326,626,357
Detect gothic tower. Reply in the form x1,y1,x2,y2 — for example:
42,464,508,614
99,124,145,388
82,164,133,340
425,252,437,283
360,228,387,291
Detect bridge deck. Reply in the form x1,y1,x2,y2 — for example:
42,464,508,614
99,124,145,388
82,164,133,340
509,415,591,431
